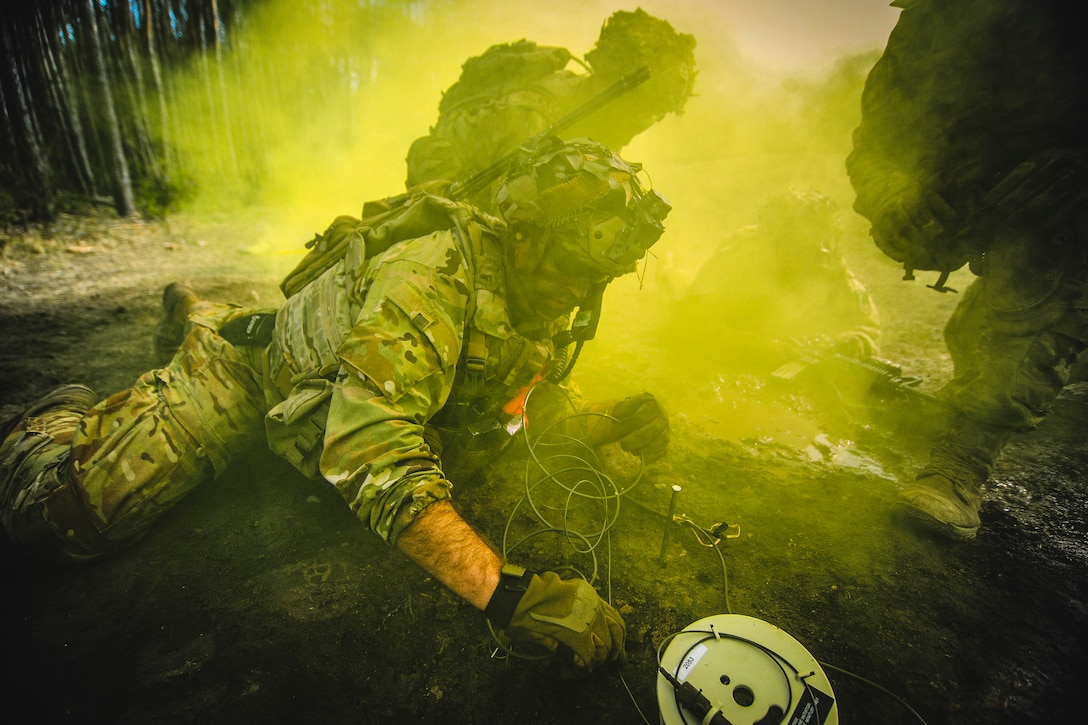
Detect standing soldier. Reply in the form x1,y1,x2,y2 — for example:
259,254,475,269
847,0,1088,540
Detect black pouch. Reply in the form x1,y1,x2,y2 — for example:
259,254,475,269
219,313,277,347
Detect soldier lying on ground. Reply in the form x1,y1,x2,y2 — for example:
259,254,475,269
681,187,880,372
0,137,672,674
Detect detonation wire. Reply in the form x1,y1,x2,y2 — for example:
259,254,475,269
485,383,637,662
481,382,928,724
817,662,930,725
485,382,723,725
478,384,651,724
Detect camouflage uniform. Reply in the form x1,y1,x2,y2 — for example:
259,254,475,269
405,9,696,209
0,194,566,560
846,0,1088,538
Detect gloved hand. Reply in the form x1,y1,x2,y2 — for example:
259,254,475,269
503,572,626,672
584,393,670,463
870,176,967,272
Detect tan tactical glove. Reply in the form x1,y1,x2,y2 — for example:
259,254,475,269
500,571,626,672
584,393,670,463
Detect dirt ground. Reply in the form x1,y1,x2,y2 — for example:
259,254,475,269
2,210,1086,724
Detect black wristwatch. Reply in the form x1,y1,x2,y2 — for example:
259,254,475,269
484,563,534,629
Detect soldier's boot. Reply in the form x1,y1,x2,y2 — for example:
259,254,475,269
896,415,1012,541
1,384,103,561
153,281,203,362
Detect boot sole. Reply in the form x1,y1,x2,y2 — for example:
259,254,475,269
895,500,978,541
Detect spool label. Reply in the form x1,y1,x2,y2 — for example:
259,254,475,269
676,643,708,681
788,684,835,724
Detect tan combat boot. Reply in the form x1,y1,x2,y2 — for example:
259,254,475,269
152,281,202,362
896,415,1011,541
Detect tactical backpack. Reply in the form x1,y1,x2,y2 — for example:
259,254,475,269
437,40,573,117
279,181,485,299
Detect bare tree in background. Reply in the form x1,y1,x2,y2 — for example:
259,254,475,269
82,0,135,217
144,0,172,175
0,12,54,220
0,0,424,223
37,2,98,199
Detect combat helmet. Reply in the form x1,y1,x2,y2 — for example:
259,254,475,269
495,136,671,277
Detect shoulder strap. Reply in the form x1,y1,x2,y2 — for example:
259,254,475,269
279,182,498,299
279,215,369,298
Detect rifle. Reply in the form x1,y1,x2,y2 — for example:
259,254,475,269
447,65,651,202
771,344,950,423
280,67,651,299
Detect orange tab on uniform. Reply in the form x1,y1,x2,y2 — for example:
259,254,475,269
502,372,545,419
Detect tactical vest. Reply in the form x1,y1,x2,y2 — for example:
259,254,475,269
265,193,563,478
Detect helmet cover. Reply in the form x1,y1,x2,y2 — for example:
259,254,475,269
495,136,671,276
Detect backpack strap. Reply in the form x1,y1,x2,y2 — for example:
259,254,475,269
279,181,457,299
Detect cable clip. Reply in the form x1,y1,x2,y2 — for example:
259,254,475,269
709,522,742,541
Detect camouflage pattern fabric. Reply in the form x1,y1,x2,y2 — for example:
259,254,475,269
939,217,1088,429
71,311,268,544
272,209,565,543
0,305,267,561
846,0,1086,274
847,0,1088,430
0,385,101,561
2,197,568,558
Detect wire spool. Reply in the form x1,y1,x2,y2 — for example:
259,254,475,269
657,614,838,725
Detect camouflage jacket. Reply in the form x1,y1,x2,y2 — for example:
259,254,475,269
264,195,567,544
847,0,1086,225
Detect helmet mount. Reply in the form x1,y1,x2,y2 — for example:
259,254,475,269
495,137,671,277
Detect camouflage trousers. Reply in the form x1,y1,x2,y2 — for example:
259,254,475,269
941,213,1088,430
0,305,270,562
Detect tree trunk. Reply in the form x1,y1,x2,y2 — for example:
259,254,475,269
36,4,97,197
144,0,172,173
117,1,162,183
82,0,135,217
210,0,239,175
0,14,54,220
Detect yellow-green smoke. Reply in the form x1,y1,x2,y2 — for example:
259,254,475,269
162,0,895,442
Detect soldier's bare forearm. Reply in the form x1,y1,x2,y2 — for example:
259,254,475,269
394,499,502,610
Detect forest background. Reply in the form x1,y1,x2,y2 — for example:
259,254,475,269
1,0,909,400
0,0,898,251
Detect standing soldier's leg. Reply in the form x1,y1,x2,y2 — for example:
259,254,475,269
1,316,267,563
898,219,1088,539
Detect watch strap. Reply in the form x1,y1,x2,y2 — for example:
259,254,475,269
485,563,534,628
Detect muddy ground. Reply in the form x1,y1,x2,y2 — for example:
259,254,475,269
1,210,1086,724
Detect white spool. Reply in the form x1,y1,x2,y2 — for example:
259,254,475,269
657,614,838,725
